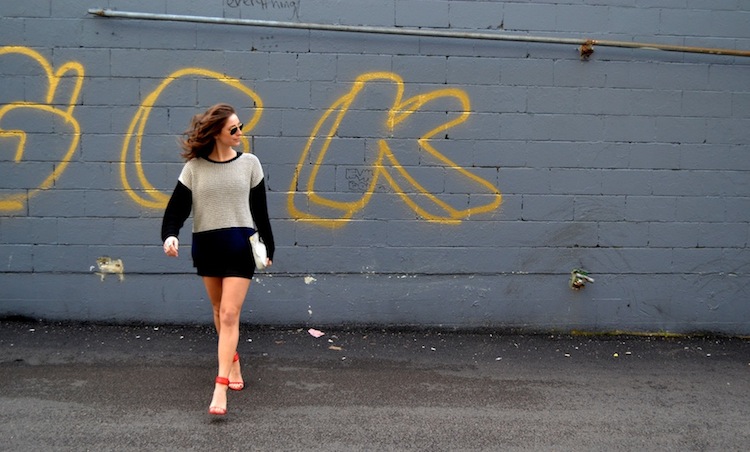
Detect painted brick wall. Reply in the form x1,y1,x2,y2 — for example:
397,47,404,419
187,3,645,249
1,0,748,334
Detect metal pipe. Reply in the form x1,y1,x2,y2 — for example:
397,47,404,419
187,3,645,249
88,8,750,58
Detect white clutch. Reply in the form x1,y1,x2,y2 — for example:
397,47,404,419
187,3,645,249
248,232,267,270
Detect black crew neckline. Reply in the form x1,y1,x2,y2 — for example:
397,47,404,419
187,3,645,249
204,150,241,164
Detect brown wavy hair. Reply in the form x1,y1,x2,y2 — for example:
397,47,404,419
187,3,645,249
179,103,236,160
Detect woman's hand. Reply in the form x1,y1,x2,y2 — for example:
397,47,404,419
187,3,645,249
163,236,179,257
265,258,272,268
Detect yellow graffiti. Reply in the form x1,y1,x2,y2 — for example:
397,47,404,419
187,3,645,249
121,68,263,208
0,46,84,211
288,72,502,227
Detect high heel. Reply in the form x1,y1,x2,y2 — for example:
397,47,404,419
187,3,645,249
208,376,229,415
229,352,245,391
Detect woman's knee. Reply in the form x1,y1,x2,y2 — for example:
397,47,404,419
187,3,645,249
219,307,241,326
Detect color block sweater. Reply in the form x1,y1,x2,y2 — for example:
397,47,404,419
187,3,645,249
161,151,275,259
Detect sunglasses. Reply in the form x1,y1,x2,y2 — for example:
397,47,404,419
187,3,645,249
229,123,244,135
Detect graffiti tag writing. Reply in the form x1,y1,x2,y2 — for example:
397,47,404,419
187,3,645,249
1,49,502,226
288,71,502,227
226,0,300,19
0,46,84,211
120,68,263,209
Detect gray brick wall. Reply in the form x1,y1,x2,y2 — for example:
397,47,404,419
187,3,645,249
1,0,748,334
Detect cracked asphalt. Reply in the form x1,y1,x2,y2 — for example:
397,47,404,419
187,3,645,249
1,318,749,451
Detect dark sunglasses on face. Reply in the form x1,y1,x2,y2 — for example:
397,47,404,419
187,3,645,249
229,123,244,135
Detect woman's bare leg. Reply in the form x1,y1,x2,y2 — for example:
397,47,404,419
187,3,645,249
203,276,251,413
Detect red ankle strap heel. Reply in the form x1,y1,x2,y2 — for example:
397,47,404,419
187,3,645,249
208,377,229,416
229,353,245,391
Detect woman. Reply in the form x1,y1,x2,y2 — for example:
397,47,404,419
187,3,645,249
161,103,274,416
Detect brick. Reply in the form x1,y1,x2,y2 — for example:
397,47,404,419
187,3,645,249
556,5,610,34
196,78,266,109
27,189,86,217
531,114,605,142
654,117,707,144
732,92,750,117
334,54,394,82
659,9,713,37
522,195,574,221
575,195,627,221
500,58,554,87
597,221,650,247
107,0,167,14
80,18,143,49
629,143,681,169
310,31,418,55
650,171,724,197
601,169,653,195
503,3,555,32
498,167,551,195
587,247,674,274
0,244,33,271
698,223,748,248
0,2,50,17
474,140,527,168
57,217,115,244
708,64,749,92
447,56,501,85
682,90,732,118
264,192,289,219
528,86,579,114
335,110,390,139
710,10,750,38
256,80,311,109
110,49,216,78
256,108,284,137
254,136,311,165
726,197,750,222
553,60,608,88
0,217,58,244
53,162,113,190
448,112,501,140
221,51,269,81
603,115,657,143
651,171,723,196
303,0,394,26
298,54,338,82
706,118,750,145
448,1,504,30
84,190,146,219
0,161,57,189
670,248,726,273
626,196,677,222
524,142,627,169
167,0,217,16
607,6,661,35
396,0,450,28
548,168,604,194
499,221,599,248
386,220,445,247
472,192,513,220
649,222,701,247
676,196,727,222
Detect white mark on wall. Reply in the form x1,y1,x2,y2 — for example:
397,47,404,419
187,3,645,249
92,257,124,282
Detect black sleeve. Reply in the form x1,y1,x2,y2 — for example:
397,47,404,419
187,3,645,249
161,181,192,242
249,178,275,260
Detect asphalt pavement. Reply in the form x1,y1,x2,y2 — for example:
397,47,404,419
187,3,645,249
1,318,749,451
